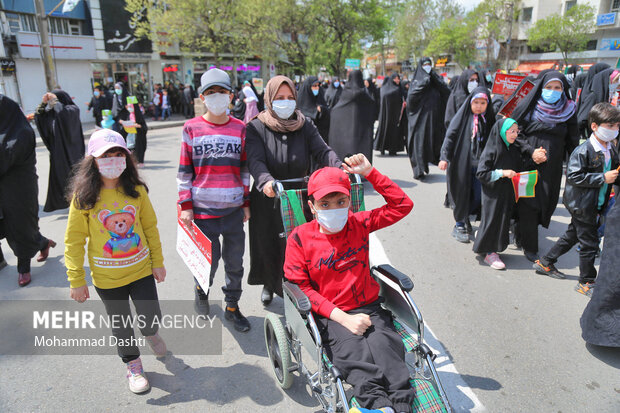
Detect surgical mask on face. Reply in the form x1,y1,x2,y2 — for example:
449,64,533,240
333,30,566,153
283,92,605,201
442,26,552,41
94,91,100,97
486,74,493,83
422,64,432,74
115,88,123,95
203,93,230,116
467,81,478,93
312,89,319,96
595,126,618,142
128,106,134,113
96,157,126,179
541,89,562,104
333,81,340,88
271,99,296,119
315,207,349,233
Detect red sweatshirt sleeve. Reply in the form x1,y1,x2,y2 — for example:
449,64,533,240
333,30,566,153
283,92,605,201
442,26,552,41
284,227,337,318
358,167,413,232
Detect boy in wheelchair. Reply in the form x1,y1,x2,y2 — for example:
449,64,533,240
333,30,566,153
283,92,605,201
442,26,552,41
284,154,415,413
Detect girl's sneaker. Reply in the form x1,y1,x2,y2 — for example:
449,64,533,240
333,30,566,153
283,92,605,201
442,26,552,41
145,333,167,357
126,358,150,393
484,253,505,270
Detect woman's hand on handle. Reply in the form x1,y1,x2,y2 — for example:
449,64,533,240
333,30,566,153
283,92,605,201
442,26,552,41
70,285,90,303
263,181,276,198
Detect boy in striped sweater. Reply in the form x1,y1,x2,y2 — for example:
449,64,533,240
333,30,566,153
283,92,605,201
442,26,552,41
177,68,251,332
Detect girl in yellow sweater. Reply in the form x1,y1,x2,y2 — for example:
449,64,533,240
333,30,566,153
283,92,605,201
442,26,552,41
65,129,166,394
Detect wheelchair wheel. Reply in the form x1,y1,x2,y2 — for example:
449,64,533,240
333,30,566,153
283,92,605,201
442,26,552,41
264,312,293,389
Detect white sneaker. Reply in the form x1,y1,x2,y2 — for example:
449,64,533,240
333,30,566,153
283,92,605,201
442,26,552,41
126,357,150,393
484,253,506,270
145,333,167,357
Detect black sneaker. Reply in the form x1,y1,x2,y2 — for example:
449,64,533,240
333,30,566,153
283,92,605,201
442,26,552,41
225,306,251,332
451,225,470,243
194,287,210,316
533,260,566,279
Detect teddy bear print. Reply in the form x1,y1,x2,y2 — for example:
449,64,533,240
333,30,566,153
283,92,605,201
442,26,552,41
98,205,143,258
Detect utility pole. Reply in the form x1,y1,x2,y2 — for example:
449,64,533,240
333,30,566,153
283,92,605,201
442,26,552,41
505,1,514,73
34,0,57,91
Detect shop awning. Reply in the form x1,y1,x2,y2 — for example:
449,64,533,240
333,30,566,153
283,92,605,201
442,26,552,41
516,61,558,74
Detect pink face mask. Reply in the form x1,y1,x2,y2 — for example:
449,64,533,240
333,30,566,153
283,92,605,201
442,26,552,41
96,157,126,179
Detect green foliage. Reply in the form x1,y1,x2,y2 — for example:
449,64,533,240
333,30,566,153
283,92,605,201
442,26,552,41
394,0,463,60
425,17,475,69
527,4,596,64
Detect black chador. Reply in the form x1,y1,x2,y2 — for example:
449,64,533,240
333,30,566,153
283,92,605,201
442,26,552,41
374,73,405,155
328,70,376,162
473,118,524,254
297,76,330,143
406,58,450,179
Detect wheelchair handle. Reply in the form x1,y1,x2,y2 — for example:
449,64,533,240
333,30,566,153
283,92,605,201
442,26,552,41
272,177,309,198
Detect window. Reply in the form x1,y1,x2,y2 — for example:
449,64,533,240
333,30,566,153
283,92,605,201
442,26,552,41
69,20,82,36
565,0,576,13
19,14,38,32
586,40,598,50
49,18,70,35
612,0,620,11
6,13,20,34
522,7,533,22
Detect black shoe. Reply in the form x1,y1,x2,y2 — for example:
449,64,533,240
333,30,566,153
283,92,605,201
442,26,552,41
451,225,470,243
524,250,539,263
224,306,251,332
261,286,273,306
533,260,566,279
194,287,210,316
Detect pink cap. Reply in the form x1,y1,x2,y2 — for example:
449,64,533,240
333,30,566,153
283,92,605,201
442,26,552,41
87,129,129,157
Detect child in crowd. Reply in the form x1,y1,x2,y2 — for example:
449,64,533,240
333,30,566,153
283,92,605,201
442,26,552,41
177,68,251,332
534,103,620,297
285,154,415,413
439,87,495,243
65,129,166,394
161,89,171,121
473,118,525,269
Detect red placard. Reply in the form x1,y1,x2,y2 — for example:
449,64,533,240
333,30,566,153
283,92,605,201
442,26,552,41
498,80,535,118
492,73,527,96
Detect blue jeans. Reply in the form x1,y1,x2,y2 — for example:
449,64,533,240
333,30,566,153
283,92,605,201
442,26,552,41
193,209,245,306
161,107,171,120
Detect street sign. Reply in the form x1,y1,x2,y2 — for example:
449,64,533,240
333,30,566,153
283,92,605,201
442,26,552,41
345,58,361,70
492,73,526,96
596,13,616,26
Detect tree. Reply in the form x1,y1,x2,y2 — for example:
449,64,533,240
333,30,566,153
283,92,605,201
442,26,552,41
424,17,475,69
527,4,595,66
307,0,387,76
394,0,463,61
125,0,256,83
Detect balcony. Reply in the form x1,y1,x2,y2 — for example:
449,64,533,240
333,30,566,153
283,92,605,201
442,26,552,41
16,32,96,60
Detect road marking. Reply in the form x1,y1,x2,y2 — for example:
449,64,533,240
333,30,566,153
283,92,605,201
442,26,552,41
369,233,487,412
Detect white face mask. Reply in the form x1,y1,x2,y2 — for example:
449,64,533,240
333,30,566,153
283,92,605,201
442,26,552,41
467,80,478,93
96,157,126,179
271,99,296,119
595,126,619,143
315,207,349,233
422,65,432,74
203,93,230,116
333,81,340,88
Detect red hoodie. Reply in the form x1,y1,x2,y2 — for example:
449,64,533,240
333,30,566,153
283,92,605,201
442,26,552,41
284,168,413,318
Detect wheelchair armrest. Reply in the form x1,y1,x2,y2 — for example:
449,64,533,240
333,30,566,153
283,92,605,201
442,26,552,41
371,264,414,292
283,281,312,315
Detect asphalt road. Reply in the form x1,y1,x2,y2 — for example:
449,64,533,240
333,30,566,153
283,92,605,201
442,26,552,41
0,124,618,412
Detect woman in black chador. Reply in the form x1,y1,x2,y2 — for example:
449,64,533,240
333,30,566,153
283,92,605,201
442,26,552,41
444,69,478,128
296,76,331,143
34,89,85,212
510,71,578,262
374,73,405,155
580,199,620,347
406,57,450,179
328,70,376,162
1,95,56,286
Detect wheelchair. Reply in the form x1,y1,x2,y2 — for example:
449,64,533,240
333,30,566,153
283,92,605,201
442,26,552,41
263,175,452,413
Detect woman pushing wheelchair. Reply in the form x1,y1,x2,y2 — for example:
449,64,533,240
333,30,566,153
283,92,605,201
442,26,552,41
284,153,416,413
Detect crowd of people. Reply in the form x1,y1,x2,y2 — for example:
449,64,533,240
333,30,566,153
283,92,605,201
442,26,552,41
0,59,618,408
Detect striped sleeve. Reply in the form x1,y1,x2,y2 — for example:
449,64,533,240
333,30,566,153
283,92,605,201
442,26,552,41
177,124,195,210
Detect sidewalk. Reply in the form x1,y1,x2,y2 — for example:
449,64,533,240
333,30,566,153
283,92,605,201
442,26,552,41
33,114,188,147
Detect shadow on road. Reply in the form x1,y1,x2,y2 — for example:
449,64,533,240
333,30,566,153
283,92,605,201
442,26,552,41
146,354,285,407
585,343,620,369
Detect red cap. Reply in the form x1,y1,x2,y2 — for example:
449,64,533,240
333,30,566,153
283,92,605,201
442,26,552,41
308,167,351,200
